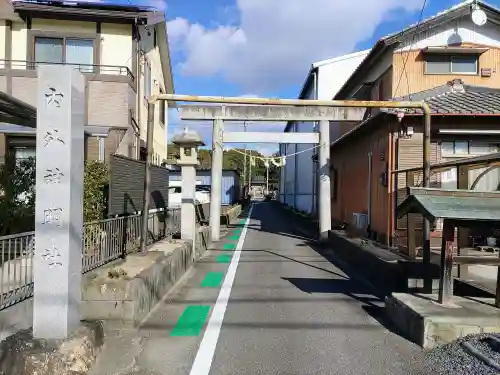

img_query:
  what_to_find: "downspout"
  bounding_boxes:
[387,125,394,247]
[311,70,318,216]
[422,103,432,267]
[136,31,142,159]
[367,152,372,228]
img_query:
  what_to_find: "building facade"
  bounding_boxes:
[0,0,173,165]
[329,0,500,255]
[279,50,370,215]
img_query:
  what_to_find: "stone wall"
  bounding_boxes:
[0,225,213,341]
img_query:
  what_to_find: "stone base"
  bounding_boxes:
[385,293,500,349]
[82,228,212,327]
[0,321,103,375]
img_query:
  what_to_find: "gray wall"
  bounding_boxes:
[108,155,170,215]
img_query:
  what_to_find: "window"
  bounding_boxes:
[144,59,152,99]
[425,54,478,74]
[34,37,94,71]
[13,146,36,164]
[441,141,499,156]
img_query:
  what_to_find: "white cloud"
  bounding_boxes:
[167,0,422,93]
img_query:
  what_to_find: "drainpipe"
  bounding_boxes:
[367,152,372,228]
[422,104,432,268]
[136,43,142,160]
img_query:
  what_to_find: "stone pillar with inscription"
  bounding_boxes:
[33,66,85,339]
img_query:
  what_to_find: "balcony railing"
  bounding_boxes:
[0,59,134,80]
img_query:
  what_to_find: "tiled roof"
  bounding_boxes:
[331,80,500,151]
[389,79,500,115]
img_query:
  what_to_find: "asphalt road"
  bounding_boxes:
[92,201,436,375]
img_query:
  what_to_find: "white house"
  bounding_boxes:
[279,50,370,215]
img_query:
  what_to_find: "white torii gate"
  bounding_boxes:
[141,95,431,247]
[178,104,368,241]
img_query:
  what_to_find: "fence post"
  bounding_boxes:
[406,171,416,257]
[438,219,455,304]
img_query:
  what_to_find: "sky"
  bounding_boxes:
[137,0,500,155]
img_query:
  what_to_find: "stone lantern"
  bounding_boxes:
[172,128,205,241]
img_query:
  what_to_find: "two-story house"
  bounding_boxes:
[279,50,370,215]
[0,0,173,166]
[328,0,500,255]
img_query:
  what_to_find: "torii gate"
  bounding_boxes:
[140,95,432,246]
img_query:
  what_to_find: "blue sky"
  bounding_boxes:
[134,0,500,154]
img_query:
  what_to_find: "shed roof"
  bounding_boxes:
[397,188,500,223]
[331,80,500,151]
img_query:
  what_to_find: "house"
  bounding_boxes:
[0,0,173,166]
[328,0,500,255]
[279,49,370,215]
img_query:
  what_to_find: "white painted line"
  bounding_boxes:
[189,203,254,375]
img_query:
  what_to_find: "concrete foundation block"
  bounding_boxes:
[385,293,500,349]
[82,234,211,326]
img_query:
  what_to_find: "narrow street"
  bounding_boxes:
[92,202,436,375]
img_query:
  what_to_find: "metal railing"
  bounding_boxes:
[0,208,180,310]
[0,59,134,80]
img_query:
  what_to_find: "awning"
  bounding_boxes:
[0,92,36,127]
[422,46,489,55]
[85,125,112,137]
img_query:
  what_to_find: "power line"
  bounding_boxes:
[394,0,428,97]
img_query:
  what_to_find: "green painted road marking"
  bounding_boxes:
[216,254,232,263]
[232,229,242,235]
[170,305,211,337]
[223,243,236,250]
[228,235,240,241]
[200,272,225,288]
[239,219,246,224]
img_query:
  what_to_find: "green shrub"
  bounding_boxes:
[0,155,36,235]
[83,160,108,222]
[0,158,108,235]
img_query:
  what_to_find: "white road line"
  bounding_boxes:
[189,203,254,375]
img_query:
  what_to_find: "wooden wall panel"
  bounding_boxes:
[392,45,500,97]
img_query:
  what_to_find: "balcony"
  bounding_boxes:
[0,60,136,129]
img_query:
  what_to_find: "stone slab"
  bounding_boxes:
[385,292,500,349]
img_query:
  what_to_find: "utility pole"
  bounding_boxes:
[265,160,269,195]
[243,121,247,196]
[248,150,252,195]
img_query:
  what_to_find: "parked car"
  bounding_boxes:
[168,181,211,207]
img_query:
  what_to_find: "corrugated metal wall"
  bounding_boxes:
[168,170,240,205]
[108,155,170,215]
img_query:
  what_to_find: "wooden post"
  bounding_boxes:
[438,219,455,304]
[496,249,500,308]
[406,171,416,257]
[456,165,469,279]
